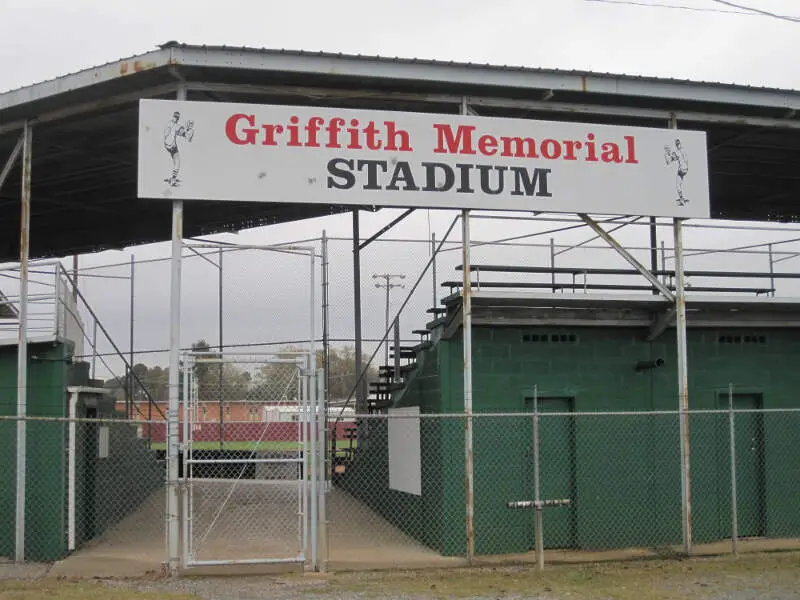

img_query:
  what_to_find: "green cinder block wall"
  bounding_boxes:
[341,323,800,558]
[0,341,72,561]
[0,342,164,561]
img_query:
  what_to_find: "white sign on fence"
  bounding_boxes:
[388,406,422,496]
[138,99,710,218]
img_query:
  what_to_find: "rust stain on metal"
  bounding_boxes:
[119,61,158,76]
[581,75,588,92]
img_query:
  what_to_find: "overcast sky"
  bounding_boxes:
[2,0,800,379]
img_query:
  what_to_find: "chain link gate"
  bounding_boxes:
[179,352,324,569]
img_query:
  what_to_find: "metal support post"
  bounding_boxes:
[218,247,224,450]
[674,216,692,555]
[768,243,775,296]
[532,385,542,569]
[316,368,327,571]
[129,254,135,418]
[728,382,738,555]
[308,248,318,571]
[91,320,98,379]
[166,84,186,576]
[661,241,667,285]
[352,210,366,414]
[15,121,32,563]
[535,507,545,570]
[462,209,475,563]
[181,356,190,566]
[373,273,405,366]
[650,217,658,295]
[549,238,556,292]
[431,233,437,310]
[393,318,401,384]
[321,232,330,478]
[72,256,79,303]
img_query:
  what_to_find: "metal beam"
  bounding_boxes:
[465,96,800,130]
[578,214,675,302]
[170,46,800,113]
[185,81,800,131]
[187,82,459,106]
[0,133,23,193]
[0,83,179,137]
[646,307,676,341]
[358,209,414,250]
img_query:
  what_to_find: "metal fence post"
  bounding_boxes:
[462,208,475,564]
[130,254,135,417]
[181,355,190,566]
[166,84,187,576]
[15,120,33,563]
[309,247,318,570]
[533,385,543,570]
[674,215,692,556]
[218,247,224,450]
[321,232,330,478]
[316,368,327,571]
[728,382,739,556]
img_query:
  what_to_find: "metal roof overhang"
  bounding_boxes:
[1,43,800,262]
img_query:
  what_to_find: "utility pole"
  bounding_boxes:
[372,273,405,366]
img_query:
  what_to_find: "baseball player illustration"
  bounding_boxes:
[163,111,195,187]
[664,138,689,206]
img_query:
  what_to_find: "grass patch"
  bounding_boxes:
[311,551,800,600]
[0,581,192,600]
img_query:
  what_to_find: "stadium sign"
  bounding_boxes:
[138,99,710,218]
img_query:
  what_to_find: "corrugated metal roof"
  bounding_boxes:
[0,42,799,262]
[169,42,798,94]
[2,42,799,112]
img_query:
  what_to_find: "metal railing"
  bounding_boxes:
[0,260,165,422]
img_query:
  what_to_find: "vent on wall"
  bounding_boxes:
[522,333,578,343]
[718,334,766,345]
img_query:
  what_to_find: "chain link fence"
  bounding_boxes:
[0,407,798,570]
[0,416,164,565]
[179,353,311,566]
[326,407,800,569]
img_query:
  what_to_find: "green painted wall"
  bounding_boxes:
[342,324,800,557]
[439,326,800,555]
[0,342,164,561]
[339,342,448,552]
[0,341,72,561]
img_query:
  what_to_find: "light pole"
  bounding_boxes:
[372,273,405,365]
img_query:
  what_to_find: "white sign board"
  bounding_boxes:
[138,99,710,218]
[388,406,422,496]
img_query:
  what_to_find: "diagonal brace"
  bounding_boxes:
[359,209,414,250]
[0,133,24,193]
[647,306,676,341]
[579,214,675,302]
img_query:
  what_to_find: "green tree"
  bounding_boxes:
[246,345,377,404]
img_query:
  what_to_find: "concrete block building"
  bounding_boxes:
[339,291,800,556]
